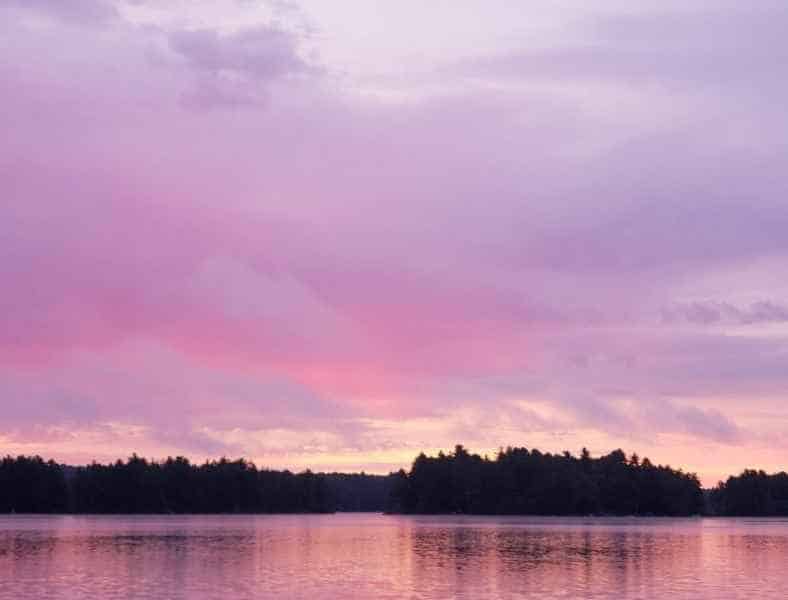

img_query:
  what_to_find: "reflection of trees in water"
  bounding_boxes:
[408,522,709,597]
[0,530,59,559]
[412,527,488,563]
[295,521,788,597]
[0,519,264,598]
[493,528,700,593]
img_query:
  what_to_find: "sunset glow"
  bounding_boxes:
[3,0,788,486]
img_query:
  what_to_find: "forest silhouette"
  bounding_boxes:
[1,446,785,516]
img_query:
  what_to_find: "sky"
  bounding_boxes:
[2,0,787,486]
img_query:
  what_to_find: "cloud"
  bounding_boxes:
[632,397,742,445]
[663,300,788,325]
[453,2,788,95]
[0,384,101,427]
[179,77,270,110]
[1,1,787,480]
[672,404,741,444]
[167,24,311,107]
[1,0,118,26]
[168,26,306,80]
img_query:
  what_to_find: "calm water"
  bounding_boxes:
[1,514,787,599]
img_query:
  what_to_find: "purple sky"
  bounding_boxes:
[2,0,787,484]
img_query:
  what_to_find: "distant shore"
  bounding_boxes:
[2,446,786,517]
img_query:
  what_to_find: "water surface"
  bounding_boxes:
[1,514,786,599]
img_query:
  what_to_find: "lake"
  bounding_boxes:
[1,514,786,599]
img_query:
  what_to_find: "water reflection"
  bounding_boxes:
[1,515,787,599]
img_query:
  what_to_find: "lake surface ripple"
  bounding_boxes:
[1,514,786,599]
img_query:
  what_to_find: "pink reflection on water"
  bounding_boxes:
[1,515,788,599]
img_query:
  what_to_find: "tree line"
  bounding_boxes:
[706,469,788,516]
[388,445,704,516]
[0,454,388,514]
[0,448,785,515]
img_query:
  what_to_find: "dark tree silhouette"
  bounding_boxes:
[0,455,68,513]
[388,446,704,516]
[708,470,788,516]
[3,450,783,516]
[66,456,338,514]
[0,454,393,514]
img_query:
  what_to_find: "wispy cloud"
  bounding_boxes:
[662,300,788,325]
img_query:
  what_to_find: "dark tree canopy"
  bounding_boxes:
[707,470,788,516]
[387,445,704,516]
[0,455,388,514]
[2,449,783,516]
[0,455,68,513]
